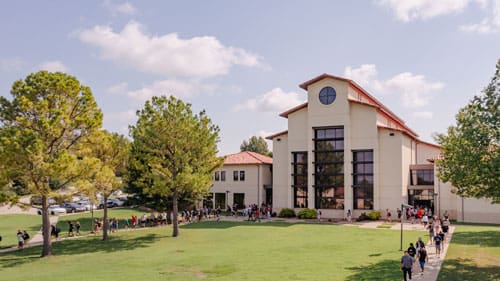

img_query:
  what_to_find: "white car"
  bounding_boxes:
[37,205,67,215]
[76,200,97,211]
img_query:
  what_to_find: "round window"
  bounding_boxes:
[319,87,336,105]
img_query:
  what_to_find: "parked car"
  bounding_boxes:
[60,202,86,213]
[76,200,97,211]
[30,196,56,206]
[98,198,125,209]
[37,205,67,215]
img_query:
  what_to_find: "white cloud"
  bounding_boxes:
[460,0,500,33]
[104,110,137,136]
[38,61,69,72]
[0,58,26,72]
[103,0,137,15]
[233,88,305,112]
[344,64,444,108]
[412,111,434,119]
[106,82,129,95]
[77,21,263,79]
[378,0,470,22]
[127,79,215,103]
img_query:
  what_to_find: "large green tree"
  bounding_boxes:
[129,96,221,237]
[0,71,102,256]
[76,130,129,241]
[436,59,500,203]
[240,136,272,157]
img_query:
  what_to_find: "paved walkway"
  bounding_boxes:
[0,216,59,254]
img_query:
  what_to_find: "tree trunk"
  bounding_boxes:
[41,194,52,257]
[103,196,109,241]
[172,189,179,237]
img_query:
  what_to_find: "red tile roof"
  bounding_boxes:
[223,151,272,165]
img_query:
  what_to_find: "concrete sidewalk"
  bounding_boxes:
[405,226,455,281]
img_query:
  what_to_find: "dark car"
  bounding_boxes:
[30,196,56,206]
[60,202,86,213]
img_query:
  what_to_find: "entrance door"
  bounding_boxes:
[408,189,435,213]
[265,188,272,206]
[233,193,245,209]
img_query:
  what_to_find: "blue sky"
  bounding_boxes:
[1,0,499,155]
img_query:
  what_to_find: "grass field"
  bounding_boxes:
[437,224,500,281]
[0,221,422,281]
[0,214,41,248]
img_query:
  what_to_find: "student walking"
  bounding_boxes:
[75,221,81,236]
[434,233,442,257]
[346,209,352,223]
[68,221,74,237]
[16,230,24,249]
[400,251,415,281]
[417,247,428,274]
[407,243,416,258]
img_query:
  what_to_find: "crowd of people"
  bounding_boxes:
[400,209,452,281]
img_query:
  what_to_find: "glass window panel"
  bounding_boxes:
[316,130,325,139]
[240,171,245,181]
[325,129,336,139]
[335,128,344,138]
[233,171,239,181]
[316,152,344,163]
[296,164,307,175]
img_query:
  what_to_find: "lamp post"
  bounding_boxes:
[400,203,413,251]
[434,192,439,218]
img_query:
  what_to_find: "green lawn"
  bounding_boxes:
[0,214,41,248]
[437,224,500,281]
[0,221,421,281]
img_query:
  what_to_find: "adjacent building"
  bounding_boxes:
[265,73,500,224]
[207,151,272,210]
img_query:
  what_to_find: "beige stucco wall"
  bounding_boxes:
[272,135,290,210]
[454,196,500,224]
[377,128,405,213]
[306,78,350,217]
[268,75,499,224]
[211,163,271,208]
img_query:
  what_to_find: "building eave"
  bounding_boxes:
[265,130,288,140]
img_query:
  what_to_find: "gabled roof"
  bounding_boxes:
[223,151,272,165]
[265,130,288,140]
[278,73,418,138]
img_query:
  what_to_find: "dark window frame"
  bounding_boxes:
[239,170,245,181]
[352,150,374,210]
[221,171,226,181]
[314,127,344,210]
[233,171,239,181]
[292,151,308,208]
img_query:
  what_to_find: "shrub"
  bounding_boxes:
[278,208,296,218]
[357,212,368,221]
[297,208,317,219]
[367,211,381,220]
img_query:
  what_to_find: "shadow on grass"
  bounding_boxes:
[451,231,500,247]
[344,259,401,281]
[0,232,160,269]
[181,221,295,229]
[438,258,500,281]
